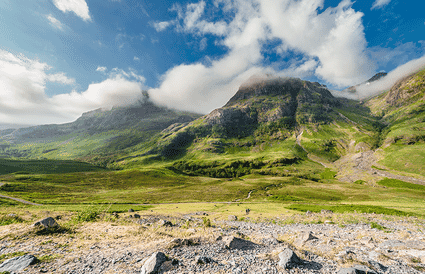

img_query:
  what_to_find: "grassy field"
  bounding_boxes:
[0,159,107,175]
[0,156,424,219]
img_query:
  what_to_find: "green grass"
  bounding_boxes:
[0,214,24,226]
[370,222,388,231]
[320,168,337,179]
[377,178,425,191]
[379,144,425,176]
[0,159,107,175]
[287,204,419,217]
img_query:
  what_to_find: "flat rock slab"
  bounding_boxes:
[141,252,167,274]
[223,236,257,250]
[33,217,58,229]
[0,254,37,272]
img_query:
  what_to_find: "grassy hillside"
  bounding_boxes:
[366,68,425,176]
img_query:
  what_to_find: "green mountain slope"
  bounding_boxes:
[0,99,201,163]
[365,68,425,176]
[117,77,378,179]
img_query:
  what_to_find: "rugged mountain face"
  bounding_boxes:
[152,77,346,158]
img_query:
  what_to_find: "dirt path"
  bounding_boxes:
[0,182,42,206]
[296,131,328,167]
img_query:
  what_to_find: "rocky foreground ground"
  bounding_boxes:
[0,211,424,274]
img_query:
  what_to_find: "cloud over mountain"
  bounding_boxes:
[149,0,375,114]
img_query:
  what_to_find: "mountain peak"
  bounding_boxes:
[226,76,329,107]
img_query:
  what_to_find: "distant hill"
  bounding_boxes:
[0,99,201,161]
[342,72,388,94]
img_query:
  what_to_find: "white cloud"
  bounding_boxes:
[199,38,207,51]
[152,21,174,32]
[150,0,270,113]
[149,0,375,113]
[371,0,391,10]
[96,66,107,72]
[353,54,425,99]
[0,50,145,125]
[53,0,91,22]
[50,75,144,118]
[46,14,64,30]
[134,56,140,61]
[260,0,374,87]
[47,72,75,84]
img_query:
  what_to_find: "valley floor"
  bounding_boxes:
[0,210,424,274]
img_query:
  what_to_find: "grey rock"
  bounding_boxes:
[195,256,212,264]
[296,231,318,246]
[228,215,238,221]
[158,219,172,227]
[140,252,167,274]
[321,209,333,214]
[168,238,196,248]
[379,240,405,249]
[128,209,134,212]
[278,248,302,269]
[261,236,279,245]
[337,265,377,274]
[245,209,250,215]
[33,217,58,229]
[223,236,256,250]
[0,254,38,272]
[368,260,388,272]
[134,214,141,218]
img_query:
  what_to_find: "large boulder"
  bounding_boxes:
[278,248,302,269]
[0,254,38,272]
[33,217,58,229]
[223,236,256,250]
[141,252,167,274]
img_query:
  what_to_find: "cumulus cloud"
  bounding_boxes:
[46,14,64,30]
[260,0,374,87]
[0,50,145,125]
[53,0,91,22]
[371,0,391,10]
[149,0,375,113]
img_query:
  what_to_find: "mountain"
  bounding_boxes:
[364,68,425,176]
[342,72,388,94]
[125,76,381,179]
[1,69,424,181]
[0,99,201,161]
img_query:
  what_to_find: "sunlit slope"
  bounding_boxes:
[119,77,377,177]
[365,68,425,176]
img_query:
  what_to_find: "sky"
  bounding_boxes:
[0,0,424,126]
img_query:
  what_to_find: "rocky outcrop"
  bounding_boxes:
[140,252,167,274]
[0,254,38,272]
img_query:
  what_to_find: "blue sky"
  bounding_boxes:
[0,0,424,126]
